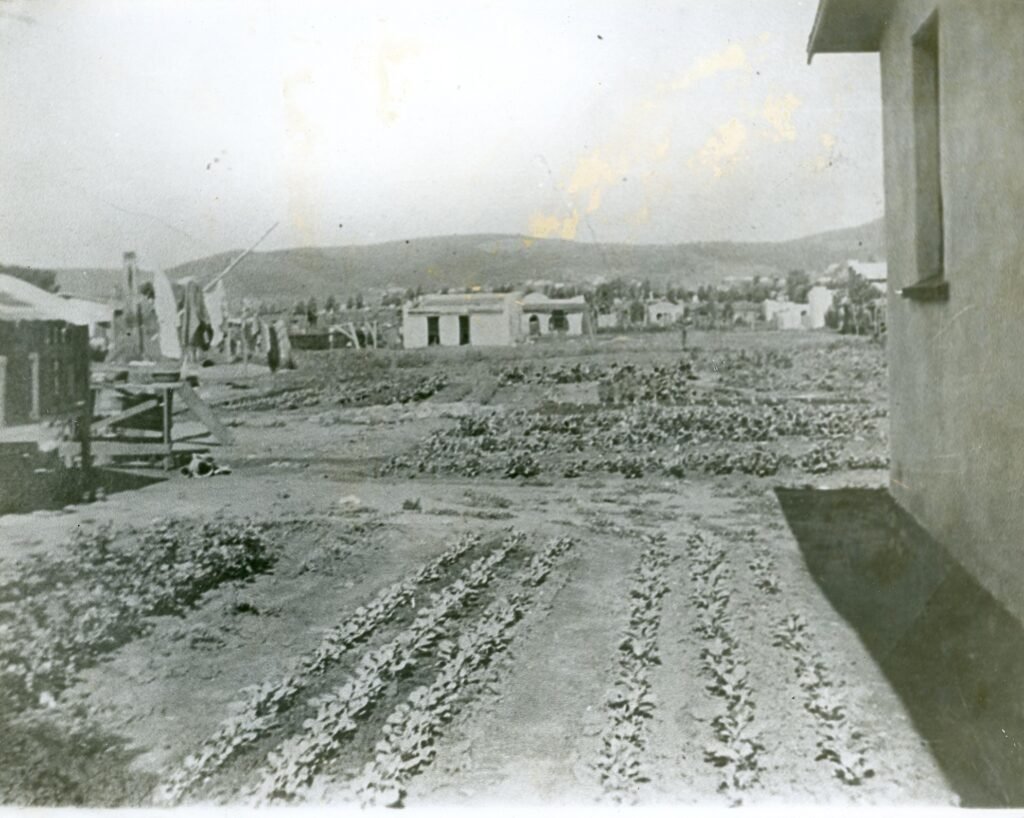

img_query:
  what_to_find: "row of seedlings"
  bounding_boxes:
[158,532,482,803]
[741,528,782,596]
[685,532,765,803]
[353,535,578,808]
[735,524,875,786]
[593,534,673,802]
[253,532,526,802]
[772,613,875,785]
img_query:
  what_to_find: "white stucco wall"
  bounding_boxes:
[521,311,584,337]
[402,308,519,348]
[880,0,1024,623]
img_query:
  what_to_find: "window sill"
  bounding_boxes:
[899,275,949,302]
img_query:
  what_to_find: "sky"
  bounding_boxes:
[0,0,884,270]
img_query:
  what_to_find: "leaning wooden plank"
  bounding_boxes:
[91,399,160,434]
[177,381,235,445]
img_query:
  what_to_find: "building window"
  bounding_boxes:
[912,12,944,283]
[459,314,470,346]
[427,315,440,346]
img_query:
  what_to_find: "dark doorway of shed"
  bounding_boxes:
[528,315,540,337]
[459,315,470,346]
[548,310,568,333]
[775,486,1024,807]
[427,316,440,346]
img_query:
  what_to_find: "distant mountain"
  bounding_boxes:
[49,218,885,303]
[0,264,58,293]
[53,267,153,302]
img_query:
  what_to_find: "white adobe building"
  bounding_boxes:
[646,300,687,327]
[520,292,587,337]
[763,299,809,330]
[402,292,522,348]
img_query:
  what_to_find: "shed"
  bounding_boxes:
[0,292,91,429]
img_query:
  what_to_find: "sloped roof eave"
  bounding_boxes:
[807,0,892,61]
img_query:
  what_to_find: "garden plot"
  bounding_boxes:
[0,331,964,808]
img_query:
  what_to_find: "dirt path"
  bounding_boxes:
[406,527,636,804]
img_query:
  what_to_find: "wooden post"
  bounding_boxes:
[29,352,40,421]
[79,388,94,501]
[162,388,174,470]
[0,355,6,429]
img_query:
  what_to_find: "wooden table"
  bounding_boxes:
[90,379,234,470]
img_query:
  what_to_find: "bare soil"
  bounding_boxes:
[0,330,1015,807]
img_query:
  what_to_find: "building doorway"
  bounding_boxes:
[528,314,541,336]
[427,316,440,346]
[459,315,471,346]
[549,310,568,333]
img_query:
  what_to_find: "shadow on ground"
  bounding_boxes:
[776,487,1024,808]
[0,451,165,516]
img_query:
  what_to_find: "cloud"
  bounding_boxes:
[762,93,802,142]
[810,131,839,172]
[377,38,421,124]
[566,150,618,215]
[691,119,748,178]
[669,43,749,92]
[528,209,580,240]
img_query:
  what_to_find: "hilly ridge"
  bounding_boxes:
[54,218,884,302]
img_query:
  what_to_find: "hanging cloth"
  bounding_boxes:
[153,269,182,359]
[274,318,294,369]
[206,280,227,348]
[180,278,212,353]
[265,319,280,372]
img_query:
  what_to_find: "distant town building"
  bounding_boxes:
[809,0,1024,623]
[848,260,888,293]
[596,312,621,330]
[646,300,686,327]
[763,298,810,330]
[402,292,522,348]
[730,301,762,327]
[824,260,888,294]
[520,292,587,337]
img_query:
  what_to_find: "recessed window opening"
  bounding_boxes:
[912,11,944,281]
